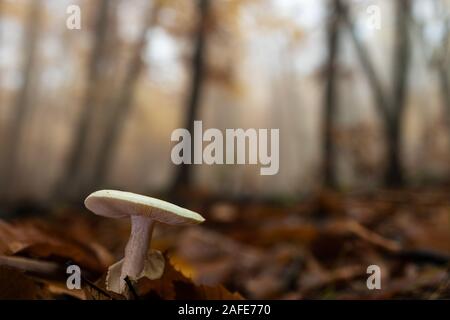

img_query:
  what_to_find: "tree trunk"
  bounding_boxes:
[342,0,411,188]
[341,4,389,122]
[171,0,209,191]
[385,0,411,187]
[1,1,41,197]
[384,121,403,186]
[438,24,450,150]
[88,4,158,189]
[440,67,450,126]
[54,0,110,200]
[323,0,343,189]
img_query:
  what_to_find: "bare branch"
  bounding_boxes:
[340,2,390,123]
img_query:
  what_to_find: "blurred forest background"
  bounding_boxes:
[0,0,450,300]
[0,0,449,203]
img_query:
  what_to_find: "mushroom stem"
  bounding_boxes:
[121,216,155,282]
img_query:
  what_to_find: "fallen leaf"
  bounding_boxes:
[0,266,51,299]
[0,219,109,273]
[87,254,243,300]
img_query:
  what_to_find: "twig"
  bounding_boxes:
[81,275,114,300]
[64,260,114,300]
[0,255,63,277]
[344,221,450,265]
[124,276,139,300]
[346,221,402,252]
[393,250,450,266]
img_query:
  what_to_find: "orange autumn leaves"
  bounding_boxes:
[0,214,241,300]
[0,189,449,299]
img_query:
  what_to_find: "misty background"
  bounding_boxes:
[0,0,449,206]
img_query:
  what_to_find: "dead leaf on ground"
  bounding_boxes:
[0,266,51,299]
[87,254,242,300]
[0,219,110,273]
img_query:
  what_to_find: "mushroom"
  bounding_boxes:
[84,190,205,294]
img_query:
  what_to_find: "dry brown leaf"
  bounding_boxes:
[0,266,51,299]
[87,254,243,300]
[137,257,243,300]
[0,219,108,273]
[44,280,86,300]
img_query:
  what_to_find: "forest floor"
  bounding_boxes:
[0,188,449,299]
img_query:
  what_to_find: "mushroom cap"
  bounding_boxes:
[85,190,205,225]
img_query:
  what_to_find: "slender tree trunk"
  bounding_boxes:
[384,120,403,186]
[171,0,209,191]
[440,67,450,124]
[1,1,41,196]
[54,0,110,200]
[341,4,389,122]
[323,0,343,188]
[385,0,411,187]
[438,24,450,147]
[439,66,450,183]
[342,0,411,188]
[411,10,450,159]
[88,4,158,189]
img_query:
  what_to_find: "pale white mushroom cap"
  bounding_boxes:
[85,190,205,225]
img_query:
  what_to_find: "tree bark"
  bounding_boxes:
[438,23,450,146]
[341,4,389,123]
[341,0,411,188]
[385,0,411,187]
[1,1,41,196]
[88,4,158,189]
[323,0,343,188]
[171,0,209,191]
[440,68,450,125]
[54,0,111,200]
[384,120,402,186]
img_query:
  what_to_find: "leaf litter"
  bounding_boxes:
[0,189,449,299]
